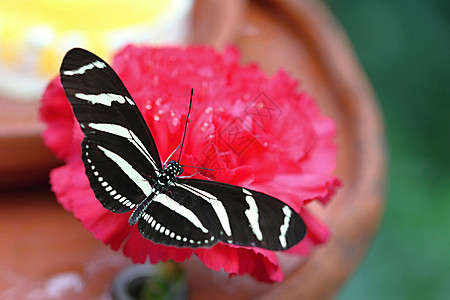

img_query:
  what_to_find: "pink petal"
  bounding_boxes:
[41,45,341,283]
[195,244,283,282]
[40,77,75,160]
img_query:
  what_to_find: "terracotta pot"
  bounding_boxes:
[0,0,385,299]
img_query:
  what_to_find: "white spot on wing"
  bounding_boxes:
[242,188,252,195]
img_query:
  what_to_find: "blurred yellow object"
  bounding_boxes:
[1,1,168,31]
[0,0,193,101]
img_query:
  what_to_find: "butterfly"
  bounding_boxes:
[60,48,306,250]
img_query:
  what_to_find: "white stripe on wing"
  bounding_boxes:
[88,123,158,171]
[63,60,106,76]
[153,194,209,234]
[177,183,232,237]
[75,93,135,106]
[97,145,153,197]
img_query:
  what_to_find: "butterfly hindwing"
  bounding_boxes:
[81,139,152,213]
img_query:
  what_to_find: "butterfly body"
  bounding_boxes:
[60,48,307,250]
[128,160,182,226]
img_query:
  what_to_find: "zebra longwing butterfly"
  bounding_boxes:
[60,48,306,250]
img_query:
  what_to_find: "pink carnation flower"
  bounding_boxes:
[40,45,340,282]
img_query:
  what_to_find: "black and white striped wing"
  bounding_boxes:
[138,179,306,250]
[60,48,162,213]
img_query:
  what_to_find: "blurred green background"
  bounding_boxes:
[323,0,450,299]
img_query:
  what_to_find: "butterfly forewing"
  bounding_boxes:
[60,48,161,213]
[138,179,306,250]
[61,48,161,173]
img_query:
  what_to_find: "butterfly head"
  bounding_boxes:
[155,160,183,188]
[166,160,183,177]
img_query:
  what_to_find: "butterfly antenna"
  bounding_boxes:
[163,142,182,167]
[178,88,193,163]
[180,165,214,171]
